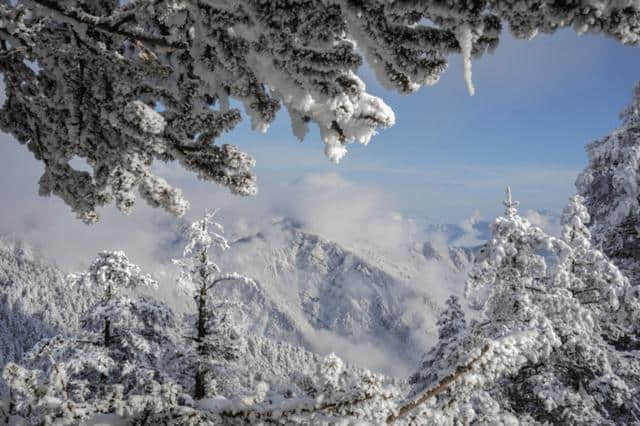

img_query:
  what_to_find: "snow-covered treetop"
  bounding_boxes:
[466,187,555,297]
[70,250,157,301]
[502,186,520,218]
[2,1,640,222]
[182,209,229,258]
[621,81,640,128]
[174,210,254,296]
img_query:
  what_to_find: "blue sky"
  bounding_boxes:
[214,28,640,221]
[0,27,639,270]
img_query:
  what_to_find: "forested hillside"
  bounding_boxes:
[0,237,99,394]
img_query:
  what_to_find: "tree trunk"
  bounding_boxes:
[104,281,112,347]
[8,388,14,416]
[197,279,207,341]
[104,317,111,347]
[194,364,206,400]
[194,242,209,399]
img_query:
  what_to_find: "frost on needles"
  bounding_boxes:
[2,0,640,222]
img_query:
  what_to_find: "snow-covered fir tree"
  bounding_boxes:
[409,295,467,394]
[173,210,254,400]
[577,82,640,287]
[69,250,157,346]
[2,1,640,222]
[402,187,567,424]
[466,186,561,356]
[557,196,635,324]
[463,189,640,424]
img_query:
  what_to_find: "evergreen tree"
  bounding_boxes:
[173,209,253,400]
[409,295,467,394]
[557,195,628,312]
[465,189,640,424]
[0,237,99,396]
[466,187,561,357]
[2,296,187,425]
[577,82,640,286]
[558,195,640,350]
[70,250,157,346]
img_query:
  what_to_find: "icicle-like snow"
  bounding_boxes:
[456,24,475,96]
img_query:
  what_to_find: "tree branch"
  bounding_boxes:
[571,287,599,296]
[216,391,385,421]
[386,344,490,423]
[28,0,186,49]
[206,276,240,291]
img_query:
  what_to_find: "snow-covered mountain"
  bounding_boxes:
[204,218,473,376]
[0,217,476,384]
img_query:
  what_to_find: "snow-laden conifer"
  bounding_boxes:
[409,295,467,394]
[558,195,640,350]
[173,209,254,400]
[577,82,640,286]
[70,251,157,346]
[463,189,640,424]
[0,237,99,397]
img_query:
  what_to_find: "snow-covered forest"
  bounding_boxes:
[1,0,640,424]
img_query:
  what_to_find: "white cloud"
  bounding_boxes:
[307,329,413,377]
[461,209,481,233]
[524,209,548,228]
[524,209,562,236]
[0,130,576,277]
[0,137,412,272]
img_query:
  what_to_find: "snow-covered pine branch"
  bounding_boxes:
[2,1,640,222]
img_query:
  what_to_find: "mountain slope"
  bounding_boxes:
[209,219,470,376]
